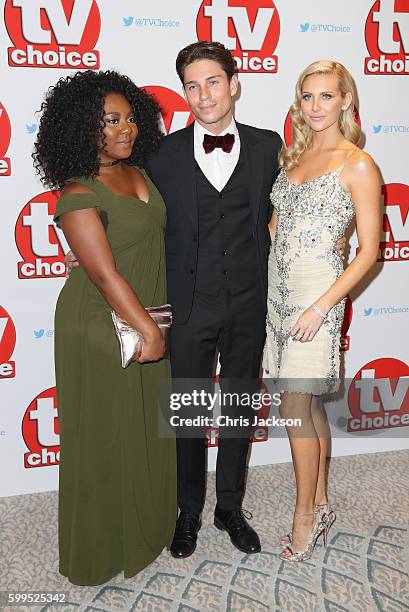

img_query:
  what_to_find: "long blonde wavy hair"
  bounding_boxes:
[280,60,361,170]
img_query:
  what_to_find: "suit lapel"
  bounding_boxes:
[237,122,265,226]
[172,123,198,229]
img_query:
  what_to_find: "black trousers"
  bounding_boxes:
[170,283,266,515]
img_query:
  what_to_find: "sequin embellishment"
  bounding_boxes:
[263,166,355,394]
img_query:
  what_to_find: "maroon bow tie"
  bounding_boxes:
[203,133,235,154]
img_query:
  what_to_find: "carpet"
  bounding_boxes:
[1,450,408,611]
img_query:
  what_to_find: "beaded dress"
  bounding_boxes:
[262,165,355,395]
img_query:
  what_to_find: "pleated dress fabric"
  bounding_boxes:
[53,170,176,586]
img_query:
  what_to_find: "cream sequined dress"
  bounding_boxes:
[262,166,355,395]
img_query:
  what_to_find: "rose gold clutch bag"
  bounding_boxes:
[111,304,172,368]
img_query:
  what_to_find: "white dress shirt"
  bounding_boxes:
[194,118,240,192]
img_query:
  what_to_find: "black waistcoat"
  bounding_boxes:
[195,149,258,296]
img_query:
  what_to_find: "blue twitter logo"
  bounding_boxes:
[34,329,45,338]
[373,125,382,134]
[123,16,133,26]
[363,308,373,317]
[300,23,310,32]
[26,124,37,134]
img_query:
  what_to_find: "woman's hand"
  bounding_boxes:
[136,322,165,363]
[65,249,79,275]
[335,235,346,259]
[290,306,326,343]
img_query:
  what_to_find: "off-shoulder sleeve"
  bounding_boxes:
[53,193,100,228]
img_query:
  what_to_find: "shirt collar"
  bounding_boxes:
[194,118,239,147]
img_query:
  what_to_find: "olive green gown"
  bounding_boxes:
[53,170,176,586]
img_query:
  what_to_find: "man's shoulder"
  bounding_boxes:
[159,124,193,149]
[238,122,282,148]
[146,125,193,178]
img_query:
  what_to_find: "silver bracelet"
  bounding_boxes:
[312,304,327,319]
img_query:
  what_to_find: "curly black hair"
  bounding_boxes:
[33,70,163,189]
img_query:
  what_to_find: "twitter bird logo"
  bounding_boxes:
[373,125,382,134]
[364,308,373,317]
[26,124,37,134]
[34,329,45,338]
[300,23,310,32]
[123,16,133,26]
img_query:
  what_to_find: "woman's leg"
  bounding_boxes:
[280,392,320,552]
[311,396,331,507]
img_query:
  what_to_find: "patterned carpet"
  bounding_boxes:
[1,450,408,611]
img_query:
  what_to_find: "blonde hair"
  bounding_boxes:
[280,60,361,170]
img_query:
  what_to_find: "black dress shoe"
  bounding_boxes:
[170,513,201,559]
[214,507,261,554]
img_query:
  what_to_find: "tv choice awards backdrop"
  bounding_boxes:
[0,0,408,497]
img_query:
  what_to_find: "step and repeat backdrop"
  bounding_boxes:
[0,0,408,497]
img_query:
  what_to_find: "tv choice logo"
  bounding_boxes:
[197,0,280,74]
[348,358,409,432]
[340,296,353,352]
[5,0,101,69]
[22,386,60,468]
[283,107,361,146]
[378,183,409,262]
[15,190,71,279]
[0,102,12,176]
[0,305,16,379]
[143,86,194,134]
[365,0,409,75]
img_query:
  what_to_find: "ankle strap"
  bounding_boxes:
[294,511,315,516]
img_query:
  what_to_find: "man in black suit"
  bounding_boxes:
[146,41,282,559]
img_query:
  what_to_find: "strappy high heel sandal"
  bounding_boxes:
[279,511,326,562]
[279,503,336,548]
[316,503,336,541]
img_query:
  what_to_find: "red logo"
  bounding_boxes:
[143,86,194,134]
[0,102,11,176]
[0,305,16,379]
[5,0,101,69]
[348,358,409,432]
[284,107,361,146]
[15,190,70,279]
[22,386,60,468]
[197,0,280,73]
[340,295,353,352]
[365,0,409,75]
[378,183,409,261]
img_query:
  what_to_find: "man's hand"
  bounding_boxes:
[335,236,347,259]
[65,250,79,276]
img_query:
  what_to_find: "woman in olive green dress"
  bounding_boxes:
[33,70,176,586]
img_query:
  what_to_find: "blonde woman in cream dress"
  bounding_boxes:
[263,61,381,562]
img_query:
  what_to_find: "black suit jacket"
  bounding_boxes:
[146,122,282,324]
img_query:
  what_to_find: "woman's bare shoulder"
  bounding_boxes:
[61,181,95,197]
[347,148,377,173]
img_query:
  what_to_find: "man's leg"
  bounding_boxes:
[170,291,223,557]
[214,284,266,553]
